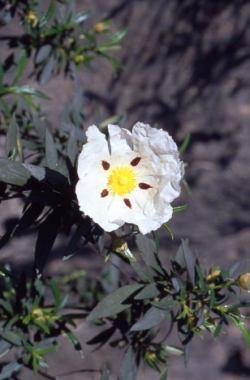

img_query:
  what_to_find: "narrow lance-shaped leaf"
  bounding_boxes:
[134,283,160,300]
[35,45,52,64]
[34,208,61,274]
[0,159,30,186]
[118,346,137,380]
[40,55,56,85]
[67,126,78,165]
[179,134,191,155]
[45,128,58,170]
[159,368,168,380]
[6,115,18,158]
[12,50,27,85]
[87,283,143,321]
[136,234,164,275]
[0,361,23,380]
[64,330,84,358]
[131,306,169,331]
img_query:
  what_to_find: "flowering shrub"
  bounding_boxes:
[0,1,249,379]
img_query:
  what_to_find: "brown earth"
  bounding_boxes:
[1,0,250,379]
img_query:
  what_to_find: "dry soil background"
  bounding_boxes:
[1,0,250,379]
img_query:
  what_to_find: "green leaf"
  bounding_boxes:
[45,128,58,170]
[14,203,44,236]
[163,223,174,240]
[63,224,85,261]
[6,115,18,158]
[150,297,178,311]
[0,331,22,346]
[164,345,183,356]
[0,299,13,315]
[131,306,169,331]
[87,283,143,321]
[179,134,191,155]
[64,330,84,358]
[0,361,22,380]
[136,234,163,274]
[40,55,56,85]
[67,126,78,165]
[1,85,49,99]
[34,208,61,274]
[130,261,153,282]
[160,368,168,380]
[173,205,187,214]
[159,368,168,380]
[179,240,196,284]
[50,279,62,309]
[87,326,115,347]
[0,340,10,358]
[23,164,46,181]
[229,315,250,347]
[73,11,90,24]
[12,50,27,85]
[0,65,4,85]
[39,1,56,27]
[35,45,52,64]
[118,346,137,380]
[0,158,30,186]
[100,28,127,49]
[134,283,160,300]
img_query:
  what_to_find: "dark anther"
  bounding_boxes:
[139,183,152,189]
[102,160,110,170]
[130,157,141,166]
[101,189,109,197]
[123,198,132,208]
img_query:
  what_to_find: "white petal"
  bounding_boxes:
[132,122,178,155]
[76,173,123,232]
[78,125,109,179]
[76,122,184,235]
[108,124,133,156]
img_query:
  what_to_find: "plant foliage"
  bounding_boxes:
[0,1,249,379]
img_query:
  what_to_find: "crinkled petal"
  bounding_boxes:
[108,124,133,156]
[76,171,123,232]
[132,122,178,155]
[76,122,184,234]
[78,125,109,179]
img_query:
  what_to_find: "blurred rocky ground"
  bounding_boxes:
[0,0,250,379]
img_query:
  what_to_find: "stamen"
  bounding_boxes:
[130,157,141,166]
[139,183,152,189]
[123,198,132,208]
[101,189,109,197]
[102,160,110,170]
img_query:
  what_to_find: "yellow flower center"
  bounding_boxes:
[108,166,137,195]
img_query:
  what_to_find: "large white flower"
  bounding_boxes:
[76,122,184,234]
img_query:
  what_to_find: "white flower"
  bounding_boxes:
[76,122,184,234]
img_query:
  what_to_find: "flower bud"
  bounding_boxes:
[112,238,136,262]
[73,54,85,63]
[26,10,38,28]
[237,273,250,291]
[94,22,107,33]
[207,266,221,282]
